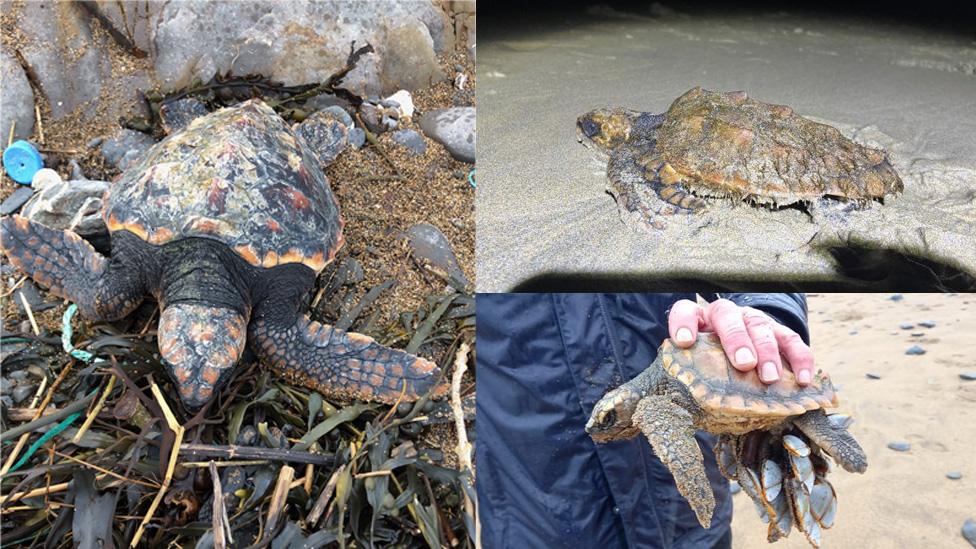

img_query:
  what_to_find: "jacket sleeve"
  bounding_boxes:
[704,293,810,344]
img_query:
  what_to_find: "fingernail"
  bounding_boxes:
[798,370,811,384]
[761,362,779,382]
[734,347,755,366]
[675,328,693,343]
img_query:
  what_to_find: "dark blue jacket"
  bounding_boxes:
[476,293,808,549]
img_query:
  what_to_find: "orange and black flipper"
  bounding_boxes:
[0,215,145,320]
[249,315,448,404]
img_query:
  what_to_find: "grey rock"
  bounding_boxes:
[865,373,881,380]
[918,320,937,328]
[964,518,976,548]
[729,481,741,495]
[890,294,904,301]
[0,186,35,216]
[13,2,111,120]
[294,107,351,165]
[337,257,364,285]
[12,384,35,404]
[21,170,111,238]
[419,107,475,163]
[159,98,209,134]
[0,377,12,395]
[380,99,401,109]
[406,223,470,291]
[7,370,30,382]
[887,441,911,452]
[946,471,963,480]
[118,1,450,97]
[905,345,926,355]
[69,159,87,180]
[381,18,444,94]
[848,330,858,335]
[360,103,386,134]
[100,129,156,171]
[0,47,35,141]
[348,127,366,149]
[899,322,914,330]
[381,115,398,132]
[86,137,103,149]
[14,280,59,314]
[960,372,976,381]
[392,129,427,155]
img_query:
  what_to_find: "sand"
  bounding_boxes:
[476,8,976,292]
[732,293,976,548]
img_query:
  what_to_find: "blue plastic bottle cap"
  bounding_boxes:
[3,140,44,185]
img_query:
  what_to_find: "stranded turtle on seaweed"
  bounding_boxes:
[0,100,446,409]
[586,333,867,547]
[577,87,903,231]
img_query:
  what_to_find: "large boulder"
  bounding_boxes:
[0,47,35,141]
[90,0,452,96]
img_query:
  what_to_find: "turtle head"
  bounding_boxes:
[577,108,664,153]
[585,385,643,443]
[158,303,249,410]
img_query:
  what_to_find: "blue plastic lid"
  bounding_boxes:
[3,140,44,185]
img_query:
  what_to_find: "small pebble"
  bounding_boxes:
[889,294,904,301]
[910,332,925,337]
[865,373,881,380]
[7,370,29,381]
[729,481,741,495]
[391,129,427,155]
[887,441,911,452]
[848,330,858,336]
[0,377,12,395]
[918,320,936,328]
[905,345,926,356]
[899,322,914,330]
[946,471,963,480]
[12,384,35,404]
[86,137,103,148]
[960,372,976,381]
[0,186,35,215]
[964,518,976,547]
[454,63,465,72]
[347,127,366,149]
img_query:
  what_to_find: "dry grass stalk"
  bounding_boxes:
[0,376,48,475]
[265,465,295,537]
[129,380,185,548]
[71,375,116,444]
[17,292,40,335]
[307,463,345,526]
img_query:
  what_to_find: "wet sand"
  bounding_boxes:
[732,293,976,548]
[477,9,976,291]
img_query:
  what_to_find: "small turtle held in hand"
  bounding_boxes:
[1,100,445,410]
[586,333,866,547]
[577,87,903,231]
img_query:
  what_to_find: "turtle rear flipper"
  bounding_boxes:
[793,409,867,474]
[0,215,145,320]
[633,394,715,529]
[249,315,447,404]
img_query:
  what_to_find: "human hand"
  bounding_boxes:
[667,298,815,386]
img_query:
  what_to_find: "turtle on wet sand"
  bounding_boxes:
[1,99,445,409]
[576,87,903,231]
[585,333,867,547]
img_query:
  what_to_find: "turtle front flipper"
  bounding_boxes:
[606,152,705,232]
[647,161,706,213]
[633,394,716,529]
[249,315,447,404]
[0,215,145,320]
[793,409,868,474]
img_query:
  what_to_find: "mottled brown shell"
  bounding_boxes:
[656,87,903,203]
[660,332,837,418]
[105,99,343,272]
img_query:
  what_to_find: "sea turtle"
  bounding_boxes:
[576,87,903,230]
[585,333,866,547]
[0,99,445,409]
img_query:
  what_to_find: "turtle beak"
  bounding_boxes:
[158,303,248,410]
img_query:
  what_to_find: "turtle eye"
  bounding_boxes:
[578,118,600,139]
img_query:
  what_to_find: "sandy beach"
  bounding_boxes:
[732,293,976,548]
[477,8,976,292]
